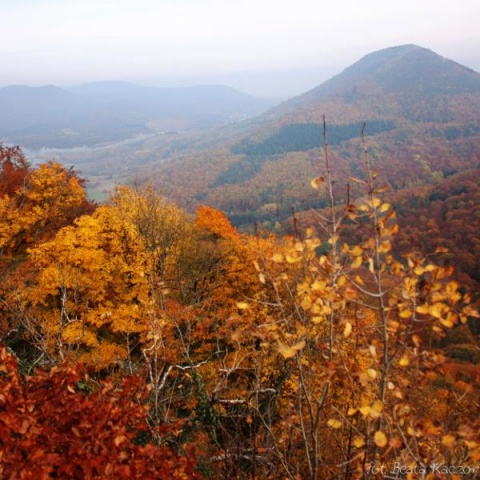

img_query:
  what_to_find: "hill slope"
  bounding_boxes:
[143,45,480,228]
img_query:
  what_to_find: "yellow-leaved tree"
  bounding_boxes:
[1,160,95,353]
[8,204,149,368]
[239,121,480,479]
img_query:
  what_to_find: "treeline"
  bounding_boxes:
[231,120,395,156]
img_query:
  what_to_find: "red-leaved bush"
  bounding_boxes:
[0,345,199,479]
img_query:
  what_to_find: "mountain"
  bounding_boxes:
[68,81,273,119]
[0,85,87,134]
[266,44,480,124]
[17,45,480,293]
[127,44,480,292]
[0,82,275,148]
[136,45,480,229]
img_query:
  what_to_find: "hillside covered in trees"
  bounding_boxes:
[1,144,479,478]
[127,45,480,297]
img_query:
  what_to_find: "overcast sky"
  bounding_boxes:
[1,0,479,96]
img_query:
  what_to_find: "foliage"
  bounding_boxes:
[0,144,32,198]
[1,146,479,479]
[0,344,199,479]
[11,204,149,367]
[0,159,95,262]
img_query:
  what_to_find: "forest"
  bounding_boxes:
[1,142,479,479]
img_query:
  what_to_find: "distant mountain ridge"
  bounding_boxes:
[0,82,275,148]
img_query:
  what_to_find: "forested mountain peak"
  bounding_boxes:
[338,44,480,91]
[271,44,480,122]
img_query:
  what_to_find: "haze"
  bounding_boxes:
[1,0,480,97]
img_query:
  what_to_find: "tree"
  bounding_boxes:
[0,144,31,198]
[1,156,96,355]
[6,204,149,368]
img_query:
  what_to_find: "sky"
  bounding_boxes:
[1,0,480,97]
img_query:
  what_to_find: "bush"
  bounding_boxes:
[0,345,199,479]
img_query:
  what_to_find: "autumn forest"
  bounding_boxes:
[1,132,479,479]
[1,45,480,479]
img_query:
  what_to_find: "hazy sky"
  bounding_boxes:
[1,0,479,96]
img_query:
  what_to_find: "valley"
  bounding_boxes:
[9,45,480,289]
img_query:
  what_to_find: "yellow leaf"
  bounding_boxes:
[278,343,296,359]
[350,245,363,257]
[310,176,325,189]
[416,304,429,315]
[352,256,363,269]
[359,405,371,417]
[412,335,422,347]
[429,302,445,319]
[311,280,326,291]
[378,240,391,253]
[440,318,454,328]
[368,258,375,273]
[301,296,312,311]
[327,418,342,429]
[369,408,381,420]
[414,266,425,275]
[380,202,391,213]
[328,234,339,245]
[285,254,298,264]
[236,302,249,310]
[399,354,409,367]
[347,407,357,416]
[294,241,304,252]
[374,431,388,448]
[371,400,383,414]
[259,272,266,284]
[353,436,365,448]
[278,339,306,359]
[354,275,364,286]
[442,435,456,448]
[367,368,377,379]
[272,253,283,263]
[343,321,353,338]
